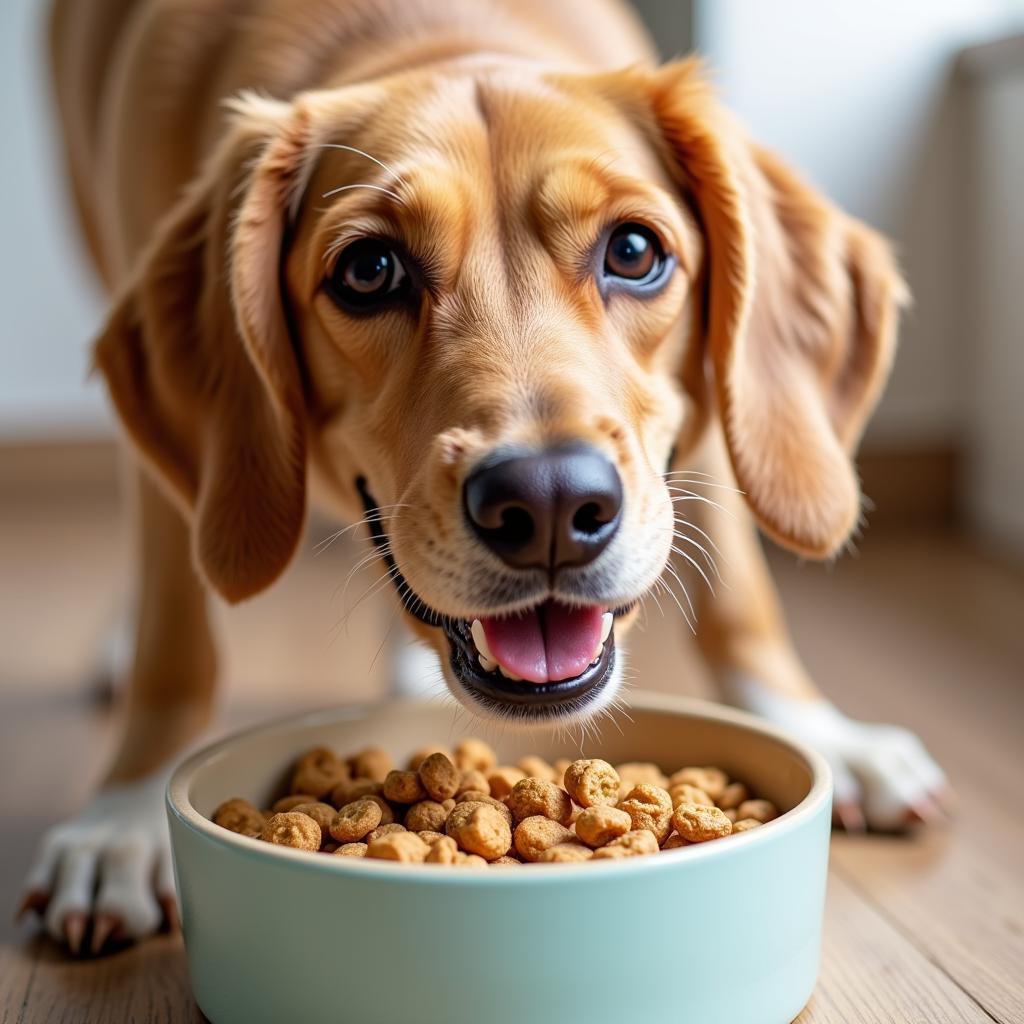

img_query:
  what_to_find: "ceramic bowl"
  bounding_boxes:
[167,692,831,1024]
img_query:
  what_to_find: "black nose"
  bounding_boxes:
[463,442,623,571]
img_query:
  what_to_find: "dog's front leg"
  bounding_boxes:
[19,467,217,954]
[672,432,948,831]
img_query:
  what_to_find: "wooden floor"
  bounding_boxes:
[1,491,1022,1024]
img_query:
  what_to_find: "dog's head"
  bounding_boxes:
[96,59,903,723]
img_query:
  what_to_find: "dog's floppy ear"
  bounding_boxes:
[95,95,311,601]
[649,61,906,558]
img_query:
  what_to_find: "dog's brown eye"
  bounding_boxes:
[327,238,409,311]
[604,223,664,284]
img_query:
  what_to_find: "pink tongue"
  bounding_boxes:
[481,601,605,684]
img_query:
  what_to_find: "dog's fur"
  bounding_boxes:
[30,0,945,950]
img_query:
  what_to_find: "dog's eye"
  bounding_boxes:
[327,239,409,311]
[603,223,664,284]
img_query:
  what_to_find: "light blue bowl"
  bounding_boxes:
[167,693,831,1024]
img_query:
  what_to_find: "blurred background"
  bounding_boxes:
[2,0,1024,741]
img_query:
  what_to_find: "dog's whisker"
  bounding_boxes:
[656,563,697,633]
[321,182,405,203]
[671,531,724,585]
[316,142,408,188]
[670,544,716,596]
[671,515,729,567]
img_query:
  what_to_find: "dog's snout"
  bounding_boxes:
[463,442,623,571]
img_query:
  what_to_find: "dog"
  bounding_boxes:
[23,0,947,953]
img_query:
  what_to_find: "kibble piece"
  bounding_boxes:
[334,842,368,857]
[736,799,778,823]
[507,778,573,825]
[662,833,690,850]
[213,798,265,838]
[724,808,738,822]
[291,747,348,799]
[349,747,393,783]
[563,759,621,808]
[272,793,319,814]
[731,818,762,834]
[416,830,446,846]
[717,782,749,811]
[289,801,336,844]
[517,755,557,782]
[669,783,714,809]
[619,784,674,844]
[328,778,382,809]
[328,797,383,843]
[672,802,733,842]
[575,805,633,848]
[418,752,460,802]
[669,767,728,802]
[382,769,427,804]
[487,766,526,800]
[454,852,489,868]
[260,812,322,851]
[407,744,452,771]
[366,823,406,843]
[513,816,574,862]
[446,803,512,861]
[363,794,396,825]
[425,835,459,864]
[592,829,660,859]
[539,843,593,863]
[456,769,490,796]
[455,738,497,774]
[616,762,669,789]
[367,831,430,863]
[491,855,523,867]
[456,792,513,826]
[405,800,450,833]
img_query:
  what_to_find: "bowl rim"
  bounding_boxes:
[167,691,832,885]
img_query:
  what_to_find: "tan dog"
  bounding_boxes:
[25,0,946,952]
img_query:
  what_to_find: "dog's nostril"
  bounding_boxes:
[463,443,623,571]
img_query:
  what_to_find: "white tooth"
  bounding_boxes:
[471,619,494,661]
[478,653,498,672]
[591,642,604,666]
[499,664,523,682]
[600,612,613,643]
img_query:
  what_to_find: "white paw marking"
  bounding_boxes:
[21,771,173,945]
[724,674,948,831]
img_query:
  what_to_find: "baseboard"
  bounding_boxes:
[0,436,960,526]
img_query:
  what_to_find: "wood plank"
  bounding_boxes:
[797,871,994,1024]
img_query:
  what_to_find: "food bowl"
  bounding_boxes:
[167,692,831,1024]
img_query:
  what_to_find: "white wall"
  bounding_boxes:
[695,0,1024,446]
[0,0,109,439]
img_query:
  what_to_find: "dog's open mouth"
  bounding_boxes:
[357,479,622,715]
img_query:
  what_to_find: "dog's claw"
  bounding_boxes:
[64,912,88,956]
[91,913,122,955]
[15,889,49,922]
[833,801,866,833]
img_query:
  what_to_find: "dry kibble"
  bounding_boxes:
[574,805,633,848]
[456,769,490,796]
[672,802,733,842]
[669,783,714,809]
[272,793,319,814]
[260,812,321,851]
[212,798,265,838]
[417,830,446,845]
[405,800,450,833]
[446,803,512,861]
[418,752,460,802]
[662,833,690,850]
[724,808,738,822]
[619,784,674,844]
[593,829,659,859]
[367,831,430,863]
[425,835,459,864]
[539,843,593,863]
[329,778,382,809]
[456,792,513,826]
[349,747,392,783]
[507,778,573,825]
[563,759,621,808]
[289,802,336,844]
[616,762,669,788]
[454,852,489,868]
[455,738,497,774]
[334,842,368,857]
[382,769,427,804]
[491,855,523,866]
[329,797,383,843]
[736,799,778,823]
[407,745,452,771]
[366,823,406,843]
[717,782,749,811]
[291,747,348,799]
[732,818,762,833]
[670,767,728,802]
[487,766,526,800]
[514,816,574,862]
[517,755,557,782]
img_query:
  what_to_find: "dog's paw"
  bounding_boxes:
[17,772,175,955]
[724,674,950,832]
